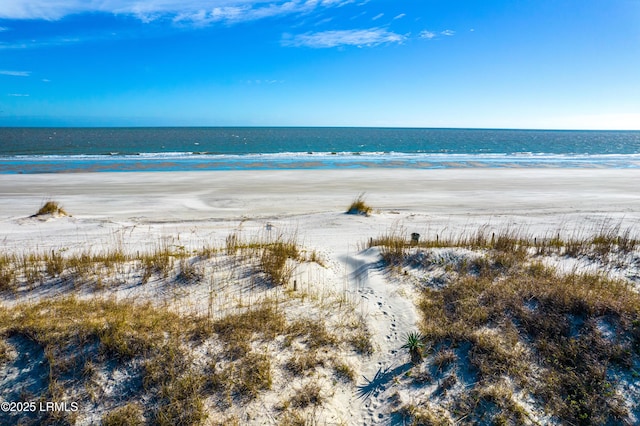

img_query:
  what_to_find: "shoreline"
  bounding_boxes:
[2,150,640,174]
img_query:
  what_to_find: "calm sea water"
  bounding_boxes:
[1,127,639,173]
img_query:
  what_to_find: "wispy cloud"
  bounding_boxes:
[314,17,333,26]
[0,31,140,50]
[0,26,9,31]
[0,70,31,77]
[244,79,284,84]
[419,30,436,40]
[7,93,30,97]
[283,28,404,48]
[420,29,456,40]
[371,13,383,21]
[393,13,405,20]
[0,0,356,23]
[174,3,294,26]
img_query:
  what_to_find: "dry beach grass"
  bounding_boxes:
[370,227,640,425]
[0,230,372,425]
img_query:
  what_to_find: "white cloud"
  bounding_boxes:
[371,13,383,21]
[314,17,333,25]
[245,78,283,84]
[174,1,359,25]
[0,0,356,23]
[283,28,404,48]
[393,13,405,20]
[0,31,127,50]
[7,93,30,96]
[0,70,31,76]
[419,30,436,40]
[420,30,457,40]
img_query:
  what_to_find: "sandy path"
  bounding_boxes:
[346,248,418,424]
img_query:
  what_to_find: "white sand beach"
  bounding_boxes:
[1,168,640,425]
[1,168,637,272]
[2,168,639,238]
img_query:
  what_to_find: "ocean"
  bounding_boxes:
[1,127,639,173]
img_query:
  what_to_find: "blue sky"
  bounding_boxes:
[1,0,639,129]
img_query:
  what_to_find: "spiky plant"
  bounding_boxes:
[402,331,426,364]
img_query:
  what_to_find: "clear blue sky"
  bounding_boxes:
[1,0,639,129]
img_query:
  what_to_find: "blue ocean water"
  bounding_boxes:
[1,127,639,173]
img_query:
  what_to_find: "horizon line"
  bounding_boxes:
[1,125,639,132]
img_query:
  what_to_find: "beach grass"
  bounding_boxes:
[0,230,369,425]
[0,231,311,293]
[369,223,640,425]
[35,200,67,216]
[101,402,145,426]
[0,292,362,424]
[369,221,639,267]
[1,219,639,425]
[346,193,372,216]
[0,297,211,425]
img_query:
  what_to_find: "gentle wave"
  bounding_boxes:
[3,128,639,160]
[2,151,640,173]
[5,151,640,161]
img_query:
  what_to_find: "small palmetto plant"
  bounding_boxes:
[402,331,426,364]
